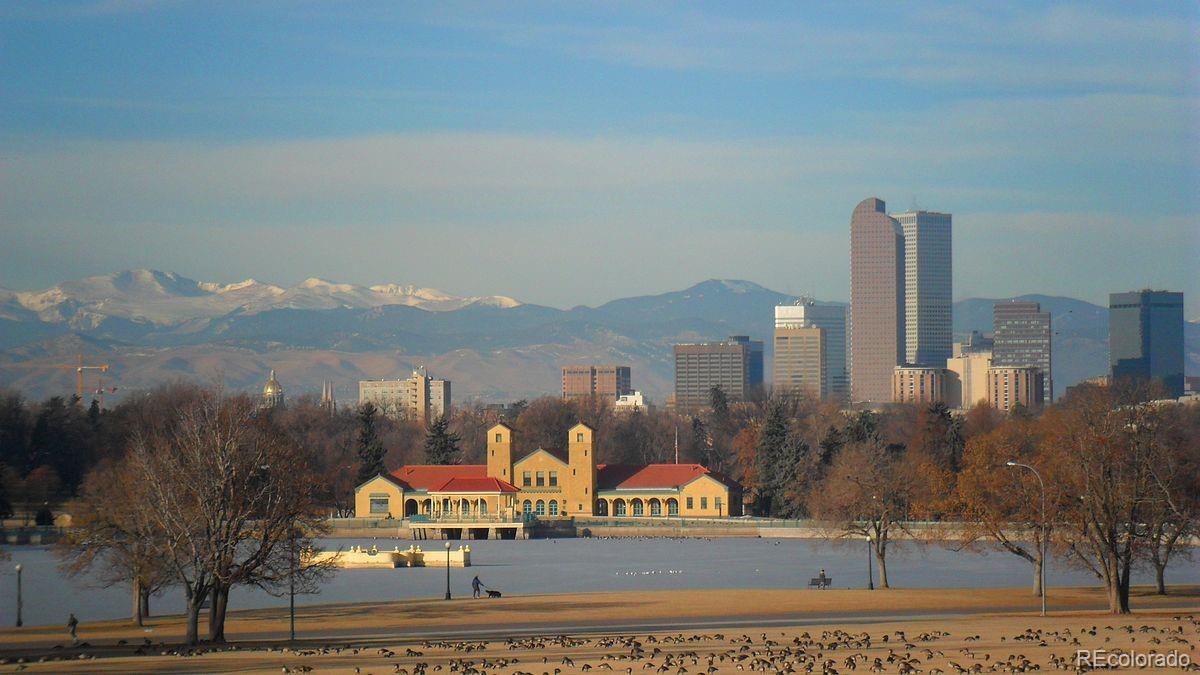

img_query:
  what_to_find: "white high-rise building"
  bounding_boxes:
[775,301,848,401]
[892,210,953,367]
[359,368,451,423]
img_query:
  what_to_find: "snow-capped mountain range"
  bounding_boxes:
[1,269,522,326]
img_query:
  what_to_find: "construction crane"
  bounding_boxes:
[6,354,110,403]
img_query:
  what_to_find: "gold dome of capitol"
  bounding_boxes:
[263,369,284,396]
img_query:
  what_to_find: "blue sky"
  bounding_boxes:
[2,1,1198,313]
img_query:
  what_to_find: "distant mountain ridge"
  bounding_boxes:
[0,271,1195,403]
[3,269,521,327]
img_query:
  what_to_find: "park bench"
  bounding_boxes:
[808,576,832,589]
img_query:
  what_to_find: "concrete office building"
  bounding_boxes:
[987,366,1045,412]
[775,301,847,400]
[773,324,825,397]
[359,369,451,423]
[993,301,1053,402]
[850,198,906,403]
[892,209,953,367]
[892,366,949,405]
[673,336,764,408]
[1109,290,1185,398]
[946,345,992,409]
[562,365,633,400]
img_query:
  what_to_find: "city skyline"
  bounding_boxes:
[2,3,1196,313]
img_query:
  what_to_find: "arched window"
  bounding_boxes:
[667,498,679,516]
[614,499,627,516]
[596,500,609,516]
[549,500,559,516]
[478,500,488,515]
[522,500,532,515]
[535,500,546,516]
[649,499,662,517]
[632,499,644,517]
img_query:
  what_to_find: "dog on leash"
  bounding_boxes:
[486,589,502,598]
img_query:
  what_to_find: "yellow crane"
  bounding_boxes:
[6,354,111,403]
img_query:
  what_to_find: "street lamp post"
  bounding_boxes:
[444,541,452,600]
[1006,460,1047,617]
[14,564,22,628]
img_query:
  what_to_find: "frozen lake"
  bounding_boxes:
[1,536,1195,627]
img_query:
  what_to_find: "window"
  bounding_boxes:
[522,471,531,487]
[479,501,488,515]
[632,500,644,516]
[715,497,723,515]
[369,495,389,514]
[686,497,694,510]
[549,500,559,516]
[495,432,502,443]
[650,500,662,517]
[576,432,584,442]
[522,500,532,515]
[701,497,708,510]
[536,471,545,487]
[535,500,546,516]
[667,499,679,516]
[549,471,558,487]
[615,500,627,516]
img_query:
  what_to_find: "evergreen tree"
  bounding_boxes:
[354,402,386,483]
[772,433,810,518]
[688,416,711,466]
[919,402,965,471]
[754,400,790,516]
[845,410,881,444]
[706,386,733,472]
[423,415,462,465]
[817,425,844,464]
[87,399,101,429]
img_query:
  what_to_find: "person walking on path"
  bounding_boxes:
[472,575,482,599]
[67,613,79,644]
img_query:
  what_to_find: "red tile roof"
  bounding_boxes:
[596,463,731,490]
[435,476,520,493]
[390,465,486,491]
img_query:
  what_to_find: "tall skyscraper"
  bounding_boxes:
[774,301,847,400]
[849,198,905,403]
[993,300,1053,402]
[1109,290,1185,398]
[562,365,633,400]
[673,336,764,408]
[773,324,824,397]
[891,209,953,367]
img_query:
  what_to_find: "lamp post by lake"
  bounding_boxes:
[444,541,452,600]
[14,564,22,628]
[1006,460,1046,617]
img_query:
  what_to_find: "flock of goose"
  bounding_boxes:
[1,615,1196,673]
[268,616,1199,675]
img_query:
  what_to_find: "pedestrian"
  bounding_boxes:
[471,575,482,599]
[67,613,79,644]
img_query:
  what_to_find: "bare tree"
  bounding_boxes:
[952,419,1052,596]
[1045,384,1158,614]
[130,388,333,644]
[807,440,917,588]
[58,459,172,625]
